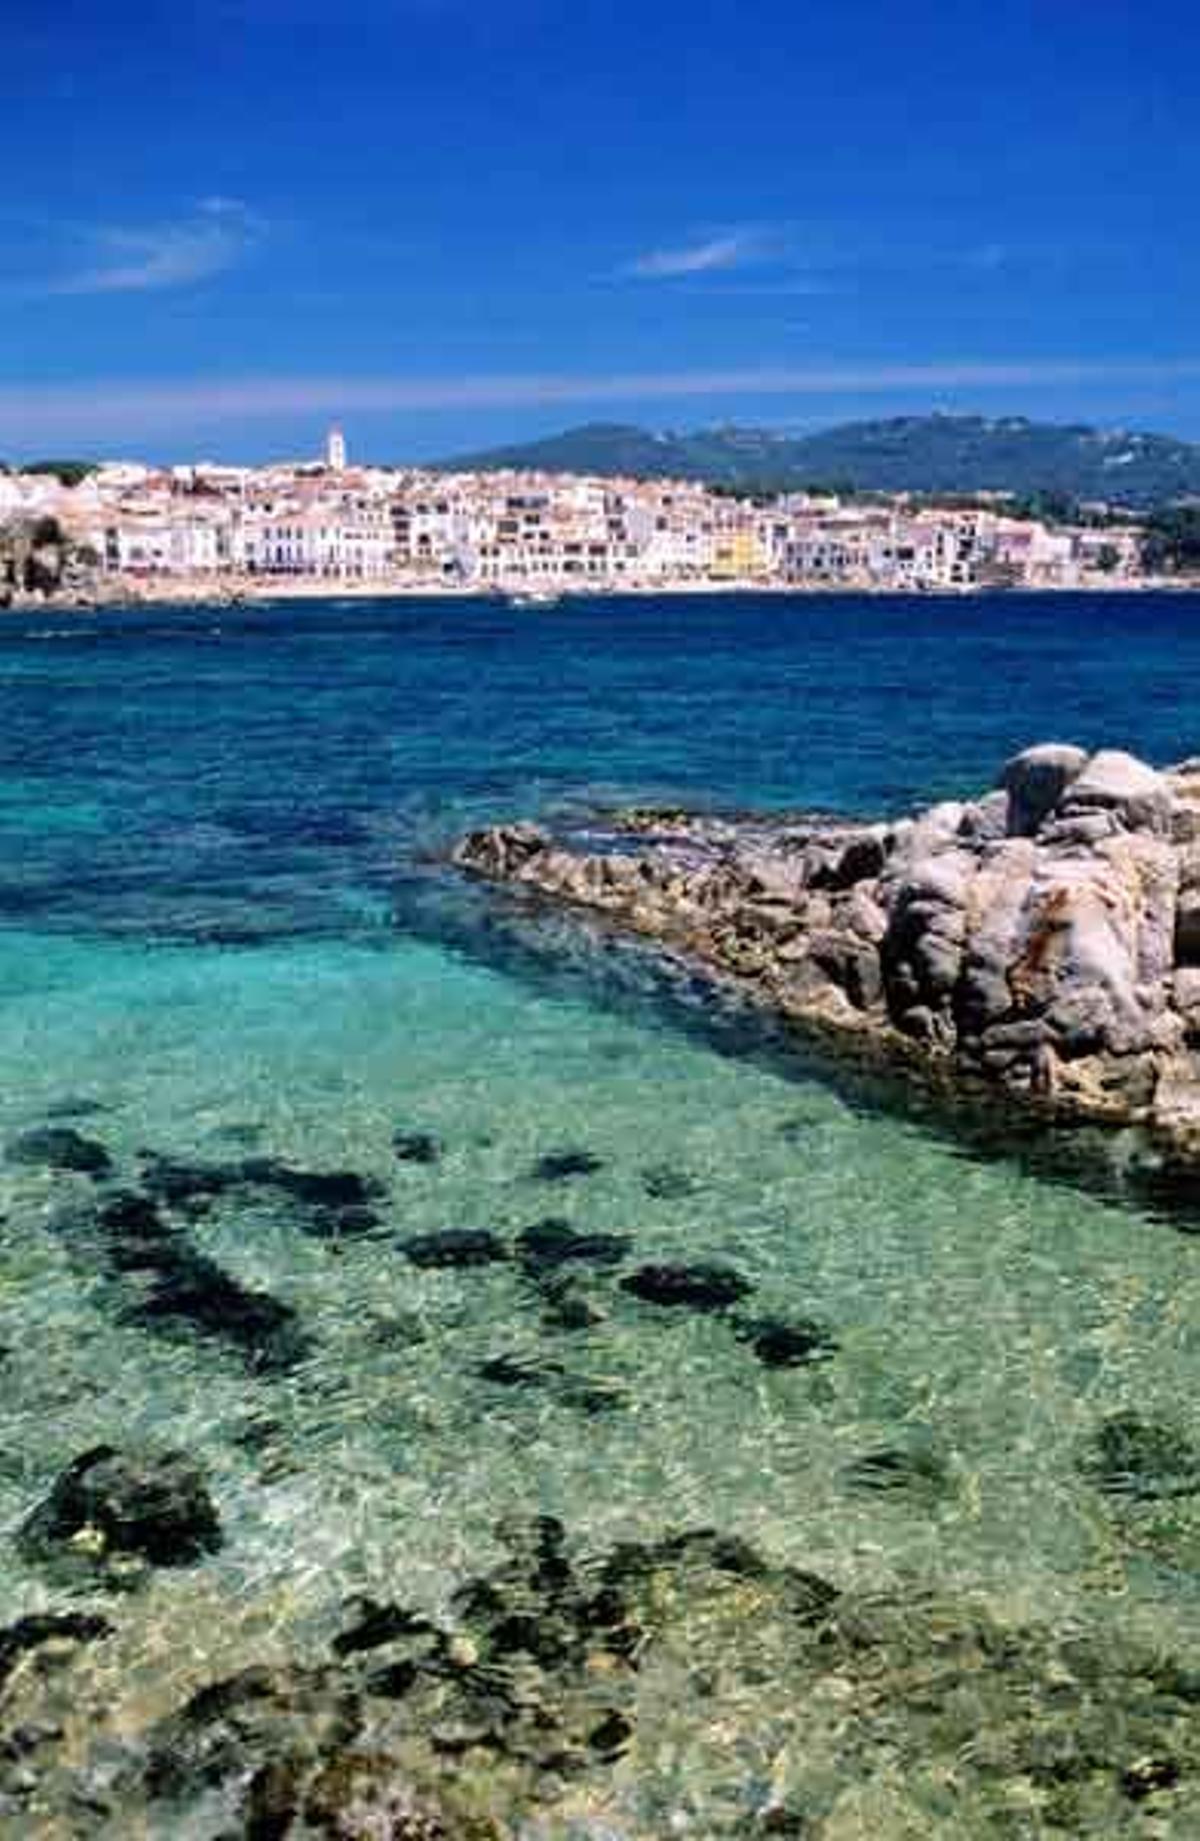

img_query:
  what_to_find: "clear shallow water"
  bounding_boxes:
[4,593,1200,1835]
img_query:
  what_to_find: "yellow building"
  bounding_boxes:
[710,524,765,579]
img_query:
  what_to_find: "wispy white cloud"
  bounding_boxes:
[626,228,771,279]
[3,357,1200,444]
[41,199,260,296]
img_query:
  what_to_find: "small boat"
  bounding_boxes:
[508,587,563,609]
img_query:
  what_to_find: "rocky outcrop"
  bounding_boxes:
[454,745,1200,1160]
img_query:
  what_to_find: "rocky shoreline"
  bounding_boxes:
[455,744,1200,1166]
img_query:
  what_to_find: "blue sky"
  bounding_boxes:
[3,0,1199,460]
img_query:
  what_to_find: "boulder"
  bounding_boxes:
[842,1441,952,1500]
[1082,1411,1200,1500]
[516,1218,630,1271]
[1000,743,1088,837]
[620,1262,752,1310]
[21,1445,222,1566]
[735,1316,839,1368]
[0,1611,112,1693]
[5,1126,112,1177]
[392,1130,442,1165]
[400,1230,509,1268]
[531,1147,604,1181]
[1059,749,1173,834]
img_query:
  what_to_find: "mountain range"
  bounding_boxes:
[439,414,1200,509]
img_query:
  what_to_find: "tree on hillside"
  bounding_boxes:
[1141,507,1200,573]
[21,460,96,486]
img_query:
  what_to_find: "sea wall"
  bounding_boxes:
[454,744,1200,1160]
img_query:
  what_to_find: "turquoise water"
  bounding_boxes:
[5,593,1200,1835]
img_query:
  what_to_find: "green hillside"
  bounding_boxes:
[439,414,1200,509]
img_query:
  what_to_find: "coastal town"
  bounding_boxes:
[0,424,1158,604]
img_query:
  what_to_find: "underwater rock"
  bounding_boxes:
[362,1309,427,1349]
[1120,1755,1182,1801]
[41,1095,110,1120]
[256,1746,491,1839]
[95,1189,178,1269]
[5,1127,112,1177]
[127,1239,310,1374]
[139,1152,385,1217]
[641,1163,699,1200]
[538,1277,607,1332]
[127,1515,842,1826]
[54,1188,310,1373]
[1083,1411,1200,1500]
[301,1202,383,1240]
[41,1504,1200,1837]
[333,1599,437,1659]
[483,1608,575,1667]
[651,1528,770,1579]
[237,1157,386,1211]
[478,1353,562,1389]
[0,1612,112,1693]
[228,1413,286,1455]
[516,1217,630,1273]
[483,1515,576,1610]
[393,1130,443,1166]
[736,1315,839,1368]
[144,1657,504,1835]
[585,1709,633,1760]
[557,1376,628,1416]
[590,1526,838,1644]
[210,1120,265,1144]
[401,1230,509,1269]
[137,1154,238,1206]
[531,1148,605,1182]
[620,1261,753,1311]
[753,1805,810,1835]
[478,1353,623,1414]
[20,1445,222,1567]
[493,1512,569,1566]
[842,1442,951,1499]
[143,1663,360,1803]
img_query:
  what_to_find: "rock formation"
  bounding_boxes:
[454,745,1200,1160]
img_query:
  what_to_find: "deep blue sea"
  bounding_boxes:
[5,591,1200,1836]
